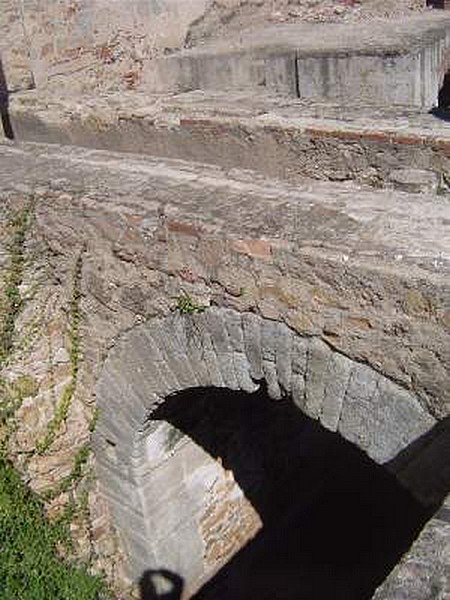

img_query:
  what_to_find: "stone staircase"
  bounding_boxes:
[7,88,450,191]
[6,14,450,195]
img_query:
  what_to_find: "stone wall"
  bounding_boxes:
[8,92,450,188]
[0,0,431,96]
[144,15,450,108]
[93,308,437,592]
[0,0,34,91]
[18,0,210,93]
[0,139,448,595]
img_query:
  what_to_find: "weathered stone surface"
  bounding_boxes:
[374,495,450,600]
[0,133,448,598]
[242,313,264,381]
[390,168,439,193]
[8,91,450,188]
[10,139,443,415]
[0,2,432,96]
[0,1,34,91]
[275,323,293,395]
[304,338,331,420]
[147,15,450,107]
[339,364,436,464]
[192,314,226,388]
[232,352,260,394]
[204,310,240,390]
[147,321,199,391]
[89,307,441,592]
[320,352,353,432]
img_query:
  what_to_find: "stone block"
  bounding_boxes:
[291,335,309,378]
[368,379,436,463]
[205,309,233,355]
[263,359,282,400]
[203,349,227,389]
[389,168,438,193]
[275,322,293,394]
[191,313,226,387]
[139,327,182,391]
[150,517,205,587]
[338,362,380,456]
[304,338,331,420]
[339,363,435,464]
[233,352,260,393]
[146,321,199,391]
[261,319,278,362]
[109,344,176,410]
[242,313,263,380]
[223,309,245,353]
[291,374,306,411]
[320,352,353,432]
[204,310,240,390]
[95,374,147,429]
[172,316,211,387]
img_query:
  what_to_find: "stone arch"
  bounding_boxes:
[93,307,436,587]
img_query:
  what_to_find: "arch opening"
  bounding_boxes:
[94,309,447,599]
[431,69,450,119]
[137,384,435,600]
[439,71,450,109]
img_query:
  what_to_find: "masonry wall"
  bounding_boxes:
[1,0,209,94]
[0,1,437,98]
[0,139,448,597]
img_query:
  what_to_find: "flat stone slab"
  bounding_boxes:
[0,140,448,272]
[374,494,450,600]
[8,90,450,187]
[143,13,450,106]
[178,13,450,57]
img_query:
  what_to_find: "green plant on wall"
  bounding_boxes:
[0,206,32,368]
[37,249,84,454]
[174,291,206,315]
[0,454,107,600]
[0,207,107,600]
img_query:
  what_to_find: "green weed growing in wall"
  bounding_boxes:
[0,206,33,368]
[174,291,206,315]
[37,249,84,454]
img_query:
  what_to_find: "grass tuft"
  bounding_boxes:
[0,453,106,600]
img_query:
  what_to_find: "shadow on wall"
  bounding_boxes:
[386,415,450,507]
[426,0,448,7]
[143,385,445,600]
[430,71,450,121]
[139,570,184,600]
[0,56,15,140]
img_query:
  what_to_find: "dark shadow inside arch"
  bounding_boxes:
[144,384,437,600]
[0,57,15,140]
[430,70,450,121]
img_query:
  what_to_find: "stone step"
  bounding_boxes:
[143,14,450,108]
[8,89,450,189]
[0,140,448,279]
